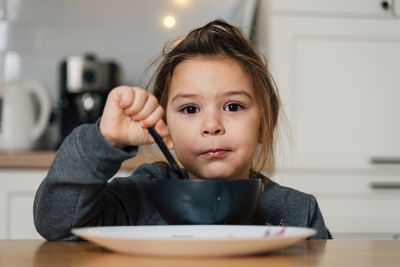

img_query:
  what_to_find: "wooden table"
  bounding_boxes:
[1,240,399,267]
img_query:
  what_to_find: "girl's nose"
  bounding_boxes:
[201,113,225,136]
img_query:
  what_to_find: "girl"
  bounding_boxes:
[34,19,330,240]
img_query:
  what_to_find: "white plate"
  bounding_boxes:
[72,225,316,257]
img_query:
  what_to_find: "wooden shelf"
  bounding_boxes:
[0,150,165,170]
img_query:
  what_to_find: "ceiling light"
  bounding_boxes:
[163,15,176,29]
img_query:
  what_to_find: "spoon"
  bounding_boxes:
[147,126,187,179]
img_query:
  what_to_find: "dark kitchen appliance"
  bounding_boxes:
[59,54,120,145]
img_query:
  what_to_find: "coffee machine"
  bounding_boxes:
[59,54,120,144]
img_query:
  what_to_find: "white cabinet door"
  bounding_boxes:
[0,170,46,239]
[264,16,400,169]
[0,169,132,239]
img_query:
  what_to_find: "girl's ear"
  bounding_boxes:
[163,135,174,149]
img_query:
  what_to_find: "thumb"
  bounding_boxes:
[154,120,174,149]
[154,119,169,138]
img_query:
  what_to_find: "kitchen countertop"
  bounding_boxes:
[0,150,165,170]
[1,239,400,267]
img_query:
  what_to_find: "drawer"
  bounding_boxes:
[273,171,400,194]
[273,171,400,235]
[317,193,400,234]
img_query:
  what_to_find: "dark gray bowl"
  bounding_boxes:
[153,179,261,225]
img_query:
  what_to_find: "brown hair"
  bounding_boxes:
[149,19,281,176]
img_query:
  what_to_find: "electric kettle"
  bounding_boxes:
[0,81,51,151]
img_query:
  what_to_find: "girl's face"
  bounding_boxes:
[166,57,261,180]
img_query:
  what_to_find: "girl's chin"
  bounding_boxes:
[185,161,249,179]
[188,170,239,180]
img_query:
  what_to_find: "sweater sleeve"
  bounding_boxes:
[307,195,332,239]
[33,121,138,241]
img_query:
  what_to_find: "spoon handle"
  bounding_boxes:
[147,126,186,179]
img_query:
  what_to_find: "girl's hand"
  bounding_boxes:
[99,86,168,149]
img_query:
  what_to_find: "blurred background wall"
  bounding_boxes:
[0,0,257,148]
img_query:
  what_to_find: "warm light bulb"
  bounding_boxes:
[163,15,176,28]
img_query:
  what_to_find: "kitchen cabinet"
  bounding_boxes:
[0,170,45,239]
[274,170,400,239]
[264,0,399,17]
[0,168,134,239]
[0,152,161,239]
[255,0,400,238]
[261,0,400,170]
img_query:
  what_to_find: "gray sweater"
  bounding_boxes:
[33,123,331,241]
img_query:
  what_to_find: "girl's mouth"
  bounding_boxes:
[200,149,231,159]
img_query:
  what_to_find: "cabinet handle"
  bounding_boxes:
[370,157,400,164]
[370,182,400,189]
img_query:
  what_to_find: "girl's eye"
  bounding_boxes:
[223,103,244,112]
[180,105,200,114]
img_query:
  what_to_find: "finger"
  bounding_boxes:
[132,94,158,121]
[140,105,164,128]
[124,87,148,116]
[110,86,134,109]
